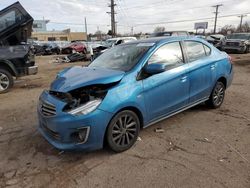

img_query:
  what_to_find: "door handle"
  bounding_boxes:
[210,64,216,70]
[180,76,187,82]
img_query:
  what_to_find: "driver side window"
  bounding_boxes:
[148,42,184,70]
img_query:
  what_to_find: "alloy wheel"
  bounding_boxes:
[111,114,137,147]
[0,72,10,92]
[212,83,225,106]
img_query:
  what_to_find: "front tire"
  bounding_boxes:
[206,81,225,109]
[245,46,250,53]
[106,110,140,152]
[0,69,13,94]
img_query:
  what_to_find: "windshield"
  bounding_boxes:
[103,40,116,47]
[89,44,151,72]
[227,34,250,40]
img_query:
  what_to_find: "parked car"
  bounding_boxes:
[206,34,226,50]
[195,35,206,39]
[61,42,87,54]
[38,37,233,152]
[42,43,61,55]
[93,37,137,58]
[32,42,44,55]
[32,42,61,55]
[0,2,38,93]
[221,33,250,53]
[104,37,137,47]
[150,31,189,37]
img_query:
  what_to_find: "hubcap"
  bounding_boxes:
[111,115,137,147]
[0,73,10,91]
[213,84,224,106]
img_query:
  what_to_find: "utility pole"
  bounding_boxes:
[107,0,116,37]
[131,26,134,35]
[84,17,88,41]
[238,14,247,32]
[212,4,223,34]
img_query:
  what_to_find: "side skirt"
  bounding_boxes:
[144,97,209,129]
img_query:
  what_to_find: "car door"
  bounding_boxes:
[142,41,189,122]
[183,40,215,104]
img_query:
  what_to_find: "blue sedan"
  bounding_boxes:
[38,37,233,152]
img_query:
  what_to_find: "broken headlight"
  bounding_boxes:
[49,84,119,116]
[67,99,102,116]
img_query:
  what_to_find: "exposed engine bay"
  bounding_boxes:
[49,83,117,111]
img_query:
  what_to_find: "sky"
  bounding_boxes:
[0,0,250,34]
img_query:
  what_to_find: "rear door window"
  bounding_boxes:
[184,41,206,62]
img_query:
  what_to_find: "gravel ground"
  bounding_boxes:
[0,54,250,188]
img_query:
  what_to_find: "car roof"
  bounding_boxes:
[107,37,136,41]
[125,36,204,45]
[228,33,250,35]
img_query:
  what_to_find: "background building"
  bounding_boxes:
[32,20,49,32]
[32,29,87,41]
[32,20,87,41]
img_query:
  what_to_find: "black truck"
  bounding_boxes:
[0,2,38,93]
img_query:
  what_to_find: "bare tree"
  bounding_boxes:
[153,26,165,33]
[219,25,236,35]
[236,22,250,33]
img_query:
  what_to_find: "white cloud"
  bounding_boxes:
[0,0,249,34]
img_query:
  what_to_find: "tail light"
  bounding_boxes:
[228,55,233,64]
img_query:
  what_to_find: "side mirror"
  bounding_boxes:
[144,63,166,75]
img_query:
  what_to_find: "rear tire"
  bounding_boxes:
[106,110,140,152]
[0,69,13,94]
[245,46,250,53]
[206,81,225,109]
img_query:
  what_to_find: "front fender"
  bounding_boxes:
[98,76,148,125]
[0,59,17,76]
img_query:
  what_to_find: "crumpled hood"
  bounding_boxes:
[50,66,125,92]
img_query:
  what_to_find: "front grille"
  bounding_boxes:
[40,100,56,116]
[226,42,239,46]
[41,123,60,140]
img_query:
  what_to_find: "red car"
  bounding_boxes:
[61,42,87,54]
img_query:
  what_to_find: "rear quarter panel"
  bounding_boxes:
[213,50,233,88]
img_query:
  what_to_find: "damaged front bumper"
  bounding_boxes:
[27,65,38,75]
[37,90,113,151]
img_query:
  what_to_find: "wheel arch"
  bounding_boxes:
[102,105,144,147]
[217,76,227,88]
[0,60,17,77]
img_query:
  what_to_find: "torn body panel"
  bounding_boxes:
[49,83,118,112]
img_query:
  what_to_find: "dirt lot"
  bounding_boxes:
[0,54,250,188]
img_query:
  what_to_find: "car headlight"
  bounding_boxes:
[68,99,102,116]
[240,41,246,46]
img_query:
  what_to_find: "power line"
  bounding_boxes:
[49,22,108,26]
[121,0,184,10]
[116,0,132,27]
[133,12,250,27]
[212,4,223,34]
[49,12,250,29]
[121,0,236,20]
